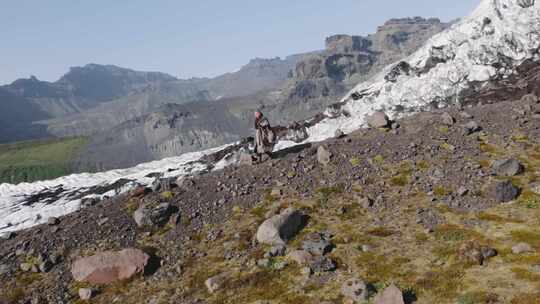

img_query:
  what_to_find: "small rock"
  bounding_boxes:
[361,244,372,252]
[47,217,60,226]
[373,284,405,304]
[0,264,8,275]
[457,187,469,196]
[491,159,524,177]
[300,267,312,276]
[317,146,332,166]
[270,189,282,197]
[309,256,337,273]
[266,245,286,258]
[97,217,109,226]
[257,258,272,268]
[357,196,374,209]
[458,241,496,265]
[78,288,95,300]
[20,263,33,272]
[256,208,307,245]
[302,233,333,256]
[334,129,345,138]
[366,111,390,128]
[460,112,473,119]
[287,250,313,265]
[512,242,534,254]
[441,112,455,126]
[341,278,369,303]
[463,121,481,135]
[489,180,520,203]
[205,273,228,293]
[0,232,15,240]
[521,93,539,104]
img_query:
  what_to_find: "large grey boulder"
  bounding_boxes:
[133,202,173,228]
[71,248,149,284]
[373,284,405,304]
[366,112,390,128]
[491,159,524,177]
[256,208,307,245]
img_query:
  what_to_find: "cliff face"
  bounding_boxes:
[266,17,452,125]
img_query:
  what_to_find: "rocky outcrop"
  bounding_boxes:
[268,17,451,125]
[71,248,149,284]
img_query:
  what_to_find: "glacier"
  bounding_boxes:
[1,0,539,237]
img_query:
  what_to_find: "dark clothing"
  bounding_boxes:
[255,116,275,154]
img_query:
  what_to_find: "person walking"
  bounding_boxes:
[254,110,275,161]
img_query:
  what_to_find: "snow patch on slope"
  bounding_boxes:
[0,144,231,236]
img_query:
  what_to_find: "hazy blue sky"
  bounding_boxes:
[0,0,479,84]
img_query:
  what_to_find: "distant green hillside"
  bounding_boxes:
[0,137,88,184]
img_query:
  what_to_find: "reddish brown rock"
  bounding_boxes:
[71,248,149,284]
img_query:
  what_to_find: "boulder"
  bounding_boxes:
[71,248,149,284]
[317,146,332,166]
[133,202,173,228]
[441,112,455,126]
[366,112,390,128]
[491,159,524,177]
[373,284,405,304]
[512,242,534,254]
[334,129,345,138]
[341,278,369,303]
[489,180,520,203]
[256,208,307,245]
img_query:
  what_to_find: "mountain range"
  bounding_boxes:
[1,17,452,174]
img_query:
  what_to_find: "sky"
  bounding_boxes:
[0,0,480,85]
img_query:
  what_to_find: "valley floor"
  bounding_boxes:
[2,97,540,303]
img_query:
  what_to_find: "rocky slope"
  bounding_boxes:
[2,89,540,303]
[74,102,249,171]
